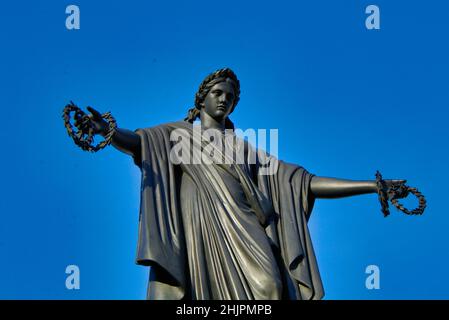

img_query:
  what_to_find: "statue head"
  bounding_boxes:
[185,68,240,129]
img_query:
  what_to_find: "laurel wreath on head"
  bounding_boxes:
[375,170,426,217]
[62,101,117,152]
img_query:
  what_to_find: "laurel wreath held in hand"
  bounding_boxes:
[375,170,426,217]
[62,101,117,152]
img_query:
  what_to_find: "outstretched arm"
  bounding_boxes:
[310,176,406,199]
[107,127,141,158]
[86,107,141,159]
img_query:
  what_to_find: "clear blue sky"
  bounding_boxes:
[1,0,448,299]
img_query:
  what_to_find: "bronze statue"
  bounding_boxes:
[63,68,425,300]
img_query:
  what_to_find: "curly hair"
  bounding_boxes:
[184,68,240,129]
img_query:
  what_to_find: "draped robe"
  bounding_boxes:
[133,121,324,300]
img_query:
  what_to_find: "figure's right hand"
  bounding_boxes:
[86,106,109,136]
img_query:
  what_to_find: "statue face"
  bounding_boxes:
[201,81,235,122]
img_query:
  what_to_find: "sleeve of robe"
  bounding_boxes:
[133,123,187,300]
[256,150,324,300]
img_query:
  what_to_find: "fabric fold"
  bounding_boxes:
[133,121,324,300]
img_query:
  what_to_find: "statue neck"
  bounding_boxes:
[200,110,226,132]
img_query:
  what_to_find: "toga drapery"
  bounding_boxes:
[132,121,324,300]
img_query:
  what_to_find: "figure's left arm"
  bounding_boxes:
[310,176,406,199]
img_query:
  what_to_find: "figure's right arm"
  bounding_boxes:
[106,128,141,158]
[86,107,141,159]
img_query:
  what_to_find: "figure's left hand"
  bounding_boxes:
[383,179,408,199]
[384,179,407,188]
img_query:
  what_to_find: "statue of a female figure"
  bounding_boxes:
[73,68,409,300]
